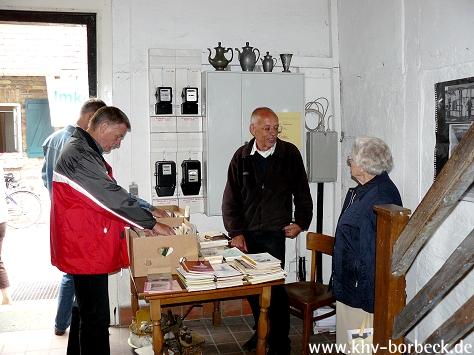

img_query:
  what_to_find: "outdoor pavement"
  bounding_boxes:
[0,186,62,332]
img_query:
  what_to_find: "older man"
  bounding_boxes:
[222,107,313,355]
[50,106,174,354]
[43,99,167,341]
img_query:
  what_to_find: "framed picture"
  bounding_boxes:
[435,77,474,201]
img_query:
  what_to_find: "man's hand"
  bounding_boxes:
[151,207,169,218]
[283,223,302,239]
[150,221,175,236]
[230,235,248,253]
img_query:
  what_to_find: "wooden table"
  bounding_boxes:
[131,275,283,355]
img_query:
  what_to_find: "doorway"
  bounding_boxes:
[0,9,97,332]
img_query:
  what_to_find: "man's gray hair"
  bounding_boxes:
[80,98,106,115]
[89,106,131,131]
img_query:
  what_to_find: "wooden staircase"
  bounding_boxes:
[373,123,474,354]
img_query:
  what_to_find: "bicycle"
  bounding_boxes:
[4,173,42,229]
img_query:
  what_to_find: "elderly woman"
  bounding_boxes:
[332,136,402,347]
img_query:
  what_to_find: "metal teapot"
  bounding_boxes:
[208,42,233,71]
[261,52,277,72]
[235,42,260,71]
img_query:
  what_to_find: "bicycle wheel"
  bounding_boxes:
[6,190,42,229]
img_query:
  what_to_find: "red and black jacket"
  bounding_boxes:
[50,127,155,275]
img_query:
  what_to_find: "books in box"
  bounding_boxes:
[126,220,198,278]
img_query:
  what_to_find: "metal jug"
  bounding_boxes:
[235,42,260,72]
[261,52,277,72]
[208,42,233,71]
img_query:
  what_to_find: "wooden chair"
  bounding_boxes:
[284,232,336,355]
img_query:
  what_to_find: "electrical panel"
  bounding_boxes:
[306,131,338,182]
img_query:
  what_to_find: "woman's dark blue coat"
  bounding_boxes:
[332,171,402,313]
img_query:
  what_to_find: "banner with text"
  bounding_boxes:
[46,76,89,127]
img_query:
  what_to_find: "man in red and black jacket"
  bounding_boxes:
[50,106,174,355]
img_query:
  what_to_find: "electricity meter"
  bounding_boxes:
[155,161,176,196]
[181,87,199,114]
[155,87,173,115]
[180,160,201,195]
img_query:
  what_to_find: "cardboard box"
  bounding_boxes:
[127,218,198,277]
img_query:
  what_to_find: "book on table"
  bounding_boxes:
[216,278,244,288]
[213,262,244,288]
[180,260,215,275]
[146,272,173,282]
[231,259,281,275]
[143,280,173,293]
[177,275,216,291]
[218,247,245,262]
[199,247,224,264]
[242,252,282,269]
[197,231,230,249]
[243,270,286,284]
[176,265,216,291]
[212,262,244,278]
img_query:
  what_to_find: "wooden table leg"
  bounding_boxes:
[256,286,271,355]
[212,301,221,327]
[150,299,164,355]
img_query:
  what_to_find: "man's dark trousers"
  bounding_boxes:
[244,230,291,354]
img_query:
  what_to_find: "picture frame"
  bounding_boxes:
[435,77,474,202]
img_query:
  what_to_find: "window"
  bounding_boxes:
[0,104,21,155]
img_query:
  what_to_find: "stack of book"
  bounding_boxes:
[197,231,230,249]
[212,262,244,288]
[218,247,245,262]
[198,248,224,264]
[143,272,173,293]
[176,260,216,291]
[199,247,245,264]
[242,252,282,269]
[232,252,286,284]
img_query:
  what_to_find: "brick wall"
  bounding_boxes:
[119,299,253,326]
[0,76,47,190]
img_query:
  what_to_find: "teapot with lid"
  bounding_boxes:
[261,52,277,72]
[208,42,233,71]
[235,42,260,72]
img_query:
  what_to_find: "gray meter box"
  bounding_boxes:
[306,131,338,182]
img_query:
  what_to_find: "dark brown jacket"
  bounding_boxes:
[222,138,313,238]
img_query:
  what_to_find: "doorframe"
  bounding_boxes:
[0,9,97,98]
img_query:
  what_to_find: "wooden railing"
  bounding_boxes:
[373,122,474,355]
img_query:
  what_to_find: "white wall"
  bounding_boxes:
[338,0,474,350]
[110,0,340,305]
[5,1,472,345]
[2,0,341,319]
